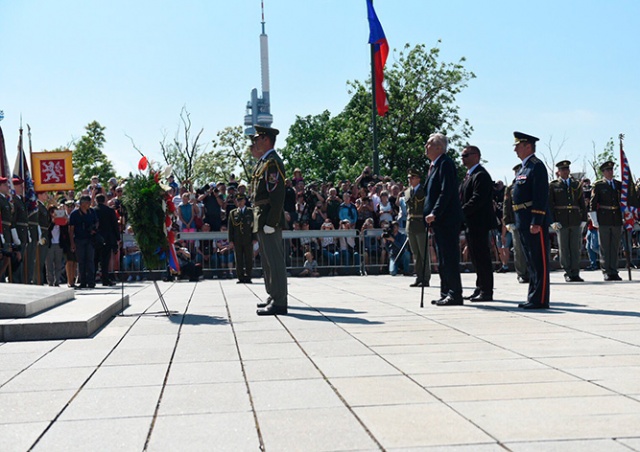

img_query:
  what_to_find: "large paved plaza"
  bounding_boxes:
[1,269,640,451]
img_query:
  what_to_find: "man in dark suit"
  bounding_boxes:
[423,132,464,306]
[459,146,496,301]
[512,131,551,309]
[94,194,119,286]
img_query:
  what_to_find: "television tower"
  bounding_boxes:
[244,0,273,135]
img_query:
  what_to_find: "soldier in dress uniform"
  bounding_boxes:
[548,160,587,282]
[250,125,288,316]
[503,163,529,284]
[589,160,623,281]
[27,191,40,284]
[512,132,551,309]
[11,178,29,284]
[227,193,257,284]
[405,168,430,288]
[36,191,51,285]
[0,177,19,281]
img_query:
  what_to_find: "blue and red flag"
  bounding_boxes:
[620,141,638,231]
[367,0,389,116]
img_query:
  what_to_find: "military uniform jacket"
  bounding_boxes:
[502,183,515,227]
[404,185,426,233]
[0,193,13,249]
[12,195,29,245]
[228,207,256,245]
[549,178,587,227]
[512,155,550,229]
[251,149,286,229]
[589,179,622,226]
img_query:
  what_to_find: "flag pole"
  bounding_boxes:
[619,133,633,281]
[370,43,379,176]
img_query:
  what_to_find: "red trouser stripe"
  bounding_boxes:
[539,231,548,306]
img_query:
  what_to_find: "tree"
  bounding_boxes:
[72,121,116,190]
[193,126,253,187]
[160,106,205,189]
[282,42,475,183]
[589,138,615,180]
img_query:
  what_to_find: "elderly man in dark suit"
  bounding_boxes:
[423,132,464,306]
[459,145,497,301]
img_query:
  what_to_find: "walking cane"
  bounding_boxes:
[420,225,430,308]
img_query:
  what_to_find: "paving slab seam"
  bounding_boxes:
[270,297,387,451]
[142,282,199,451]
[0,342,65,391]
[26,282,174,451]
[220,282,267,451]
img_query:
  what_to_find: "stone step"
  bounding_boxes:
[0,285,76,318]
[0,290,129,341]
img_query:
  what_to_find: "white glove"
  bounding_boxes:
[27,230,32,243]
[39,237,47,246]
[38,225,42,241]
[11,228,21,246]
[588,211,599,229]
[551,222,562,231]
[580,221,587,231]
[0,233,4,246]
[506,224,515,232]
[263,225,275,234]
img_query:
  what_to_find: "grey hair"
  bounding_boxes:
[428,132,448,151]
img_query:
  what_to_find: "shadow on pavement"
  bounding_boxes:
[170,313,229,325]
[288,306,367,315]
[286,312,384,325]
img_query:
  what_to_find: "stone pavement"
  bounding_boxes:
[1,269,640,451]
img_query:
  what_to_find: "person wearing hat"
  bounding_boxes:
[405,168,430,287]
[227,193,256,284]
[589,160,623,281]
[423,132,464,306]
[503,163,529,284]
[11,178,29,283]
[459,145,498,301]
[250,125,288,315]
[0,177,19,281]
[548,160,587,282]
[512,131,551,309]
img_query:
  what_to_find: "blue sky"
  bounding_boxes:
[1,0,639,183]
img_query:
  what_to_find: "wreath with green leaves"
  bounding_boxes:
[120,157,176,270]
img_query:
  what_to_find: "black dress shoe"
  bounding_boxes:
[245,279,253,284]
[469,294,493,302]
[464,289,481,300]
[519,302,548,310]
[256,304,288,316]
[609,274,622,281]
[517,276,529,283]
[436,296,463,306]
[569,276,584,282]
[410,281,429,287]
[257,296,273,308]
[564,274,572,282]
[236,279,245,284]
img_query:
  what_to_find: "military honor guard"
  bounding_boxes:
[512,132,551,309]
[405,168,430,288]
[36,191,52,285]
[549,160,587,282]
[0,177,18,281]
[11,178,29,283]
[250,125,288,316]
[503,163,529,283]
[227,193,257,284]
[589,161,623,281]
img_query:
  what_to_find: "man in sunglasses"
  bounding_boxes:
[459,145,497,301]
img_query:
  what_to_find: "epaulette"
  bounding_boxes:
[529,155,541,164]
[593,179,607,186]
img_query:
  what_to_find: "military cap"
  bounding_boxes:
[600,160,615,171]
[236,193,246,201]
[407,168,421,177]
[512,163,522,172]
[0,176,8,184]
[556,160,571,169]
[251,125,279,138]
[65,200,76,206]
[513,131,539,145]
[12,177,23,186]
